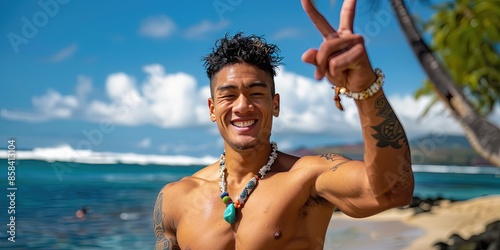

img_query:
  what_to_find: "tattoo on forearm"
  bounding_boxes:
[392,146,414,194]
[371,96,407,149]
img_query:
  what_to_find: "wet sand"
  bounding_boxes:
[324,195,500,250]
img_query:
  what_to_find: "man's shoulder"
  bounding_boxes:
[191,162,218,180]
[286,153,322,170]
[160,163,217,197]
[160,176,204,196]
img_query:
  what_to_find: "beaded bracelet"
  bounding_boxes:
[332,68,384,111]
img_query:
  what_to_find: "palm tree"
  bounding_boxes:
[390,0,500,166]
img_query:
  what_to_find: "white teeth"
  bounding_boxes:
[233,120,255,128]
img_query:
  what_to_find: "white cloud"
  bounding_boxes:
[184,19,230,39]
[139,15,176,38]
[271,28,301,40]
[272,67,484,141]
[32,90,78,118]
[76,75,92,102]
[137,138,152,148]
[273,67,360,137]
[389,95,463,138]
[48,43,78,62]
[1,76,91,122]
[85,64,208,128]
[0,109,49,122]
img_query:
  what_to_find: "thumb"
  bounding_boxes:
[302,48,323,80]
[301,48,318,65]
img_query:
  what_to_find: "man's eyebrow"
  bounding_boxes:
[216,82,268,92]
[248,82,268,89]
[216,84,237,92]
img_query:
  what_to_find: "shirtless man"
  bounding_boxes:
[154,0,414,249]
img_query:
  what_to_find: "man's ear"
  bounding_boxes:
[208,98,216,122]
[273,93,280,117]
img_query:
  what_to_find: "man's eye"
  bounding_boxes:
[250,93,264,96]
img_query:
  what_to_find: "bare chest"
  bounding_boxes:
[175,178,333,249]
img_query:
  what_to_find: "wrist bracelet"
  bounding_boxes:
[332,68,384,111]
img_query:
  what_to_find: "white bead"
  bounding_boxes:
[336,68,384,102]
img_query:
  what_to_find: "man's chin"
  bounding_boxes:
[231,141,257,151]
[228,138,262,151]
[225,133,271,151]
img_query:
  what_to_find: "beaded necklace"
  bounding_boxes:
[219,142,278,224]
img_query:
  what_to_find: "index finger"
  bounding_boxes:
[338,0,357,34]
[301,0,338,39]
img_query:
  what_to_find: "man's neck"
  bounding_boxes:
[222,142,273,184]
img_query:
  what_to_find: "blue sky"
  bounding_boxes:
[1,0,498,159]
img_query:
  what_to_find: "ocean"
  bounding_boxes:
[0,160,499,249]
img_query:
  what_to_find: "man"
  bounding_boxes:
[154,0,414,249]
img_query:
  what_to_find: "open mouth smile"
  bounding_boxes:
[232,120,257,128]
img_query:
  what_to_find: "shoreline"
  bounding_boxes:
[325,195,500,250]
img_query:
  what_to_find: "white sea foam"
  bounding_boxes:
[0,144,217,166]
[412,164,500,174]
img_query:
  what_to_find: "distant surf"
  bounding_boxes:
[0,144,217,166]
[412,164,500,174]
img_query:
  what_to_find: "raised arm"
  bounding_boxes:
[153,184,181,250]
[300,0,414,217]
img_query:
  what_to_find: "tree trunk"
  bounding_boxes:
[390,0,500,166]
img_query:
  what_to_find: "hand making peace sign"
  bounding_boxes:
[301,0,377,92]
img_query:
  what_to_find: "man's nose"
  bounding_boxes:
[233,94,254,113]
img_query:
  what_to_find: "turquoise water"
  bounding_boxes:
[0,160,499,249]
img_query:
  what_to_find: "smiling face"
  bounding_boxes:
[208,63,280,151]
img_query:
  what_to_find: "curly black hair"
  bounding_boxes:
[203,32,283,97]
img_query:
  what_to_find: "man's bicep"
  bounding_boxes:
[154,185,180,250]
[316,154,408,217]
[312,155,377,215]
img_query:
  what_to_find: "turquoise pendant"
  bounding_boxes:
[223,204,236,224]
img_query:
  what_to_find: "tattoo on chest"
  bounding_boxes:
[371,96,407,149]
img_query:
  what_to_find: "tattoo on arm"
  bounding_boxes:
[154,188,181,250]
[319,153,351,171]
[154,188,165,236]
[370,96,408,149]
[331,161,349,171]
[370,96,413,195]
[391,146,414,195]
[320,153,351,161]
[155,235,180,250]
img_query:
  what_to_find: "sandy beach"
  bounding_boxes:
[324,195,500,250]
